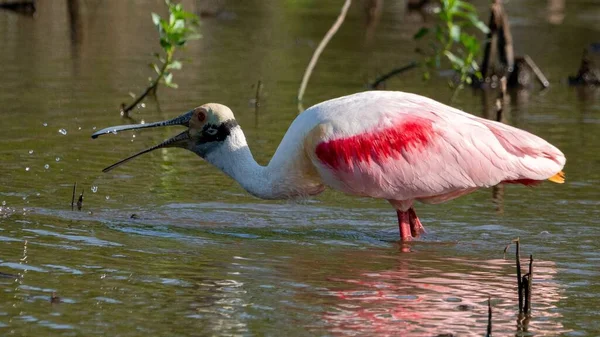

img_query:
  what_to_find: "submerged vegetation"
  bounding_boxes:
[121,0,200,117]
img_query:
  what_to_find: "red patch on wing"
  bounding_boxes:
[315,117,434,170]
[501,179,542,186]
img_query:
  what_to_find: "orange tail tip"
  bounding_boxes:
[548,171,565,184]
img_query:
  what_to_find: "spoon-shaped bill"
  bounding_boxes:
[91,111,193,139]
[102,130,190,173]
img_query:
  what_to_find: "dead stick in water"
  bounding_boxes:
[121,82,158,117]
[254,80,262,114]
[495,76,507,122]
[515,238,523,313]
[522,274,529,315]
[524,254,534,314]
[492,76,507,212]
[523,54,550,88]
[77,189,84,211]
[297,0,352,110]
[369,62,418,89]
[486,297,492,337]
[71,182,77,211]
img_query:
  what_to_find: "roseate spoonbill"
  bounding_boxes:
[92,91,565,240]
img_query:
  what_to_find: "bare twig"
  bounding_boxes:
[77,189,84,211]
[254,79,263,114]
[297,0,352,110]
[0,0,36,15]
[507,238,534,316]
[71,182,77,211]
[495,76,507,121]
[486,297,492,337]
[569,44,600,85]
[50,292,61,304]
[524,254,534,313]
[121,81,159,117]
[481,0,514,80]
[515,238,523,313]
[523,55,550,88]
[492,77,507,210]
[369,62,419,89]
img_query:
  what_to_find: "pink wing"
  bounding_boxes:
[309,96,565,201]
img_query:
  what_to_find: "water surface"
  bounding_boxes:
[1,0,599,336]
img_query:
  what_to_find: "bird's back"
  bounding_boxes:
[277,91,565,201]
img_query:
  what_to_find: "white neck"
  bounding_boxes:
[204,127,310,200]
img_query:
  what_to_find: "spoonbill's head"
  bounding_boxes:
[92,103,239,172]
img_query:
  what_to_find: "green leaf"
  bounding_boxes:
[185,33,202,40]
[167,31,184,44]
[149,62,159,73]
[167,60,182,70]
[413,27,429,40]
[153,53,165,63]
[160,38,172,50]
[160,20,170,34]
[434,26,444,44]
[444,50,465,68]
[164,72,173,84]
[151,13,161,27]
[450,24,461,42]
[457,1,477,14]
[473,20,490,34]
[444,0,458,15]
[165,81,178,89]
[172,19,185,32]
[460,32,473,48]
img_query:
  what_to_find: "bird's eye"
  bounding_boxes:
[197,111,206,122]
[205,127,217,135]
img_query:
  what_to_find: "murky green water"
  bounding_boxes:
[1,1,599,336]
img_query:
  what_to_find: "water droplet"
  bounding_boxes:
[25,167,30,172]
[22,196,27,200]
[92,126,97,130]
[28,150,34,155]
[1,201,5,206]
[44,164,49,169]
[42,122,48,127]
[55,157,61,162]
[132,135,136,138]
[78,127,82,130]
[140,120,145,125]
[140,103,146,108]
[111,129,118,135]
[58,129,67,135]
[91,186,98,193]
[35,193,40,197]
[105,196,110,200]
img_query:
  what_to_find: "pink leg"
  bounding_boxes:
[396,210,412,241]
[408,208,426,237]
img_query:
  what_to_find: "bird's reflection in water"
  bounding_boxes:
[320,255,567,336]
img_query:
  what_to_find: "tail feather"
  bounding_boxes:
[548,171,565,184]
